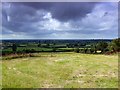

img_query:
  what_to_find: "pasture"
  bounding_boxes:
[2,52,118,88]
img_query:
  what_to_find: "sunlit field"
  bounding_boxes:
[2,52,118,88]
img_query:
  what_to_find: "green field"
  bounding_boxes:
[2,52,118,88]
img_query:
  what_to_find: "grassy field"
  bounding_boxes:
[2,52,118,88]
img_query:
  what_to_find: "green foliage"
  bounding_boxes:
[23,49,36,53]
[12,43,17,52]
[74,48,80,53]
[94,45,97,53]
[97,41,108,53]
[66,44,69,48]
[38,43,41,47]
[2,53,38,60]
[110,38,120,51]
[3,39,119,55]
[89,48,94,54]
[83,48,88,53]
[46,43,50,47]
[52,47,57,52]
[74,43,79,48]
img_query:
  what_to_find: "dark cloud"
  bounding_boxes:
[10,2,97,22]
[18,2,54,10]
[51,2,97,21]
[2,2,117,39]
[2,2,97,31]
[2,2,42,23]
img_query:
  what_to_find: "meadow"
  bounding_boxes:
[2,52,118,88]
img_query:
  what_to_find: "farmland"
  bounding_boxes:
[1,39,119,88]
[1,39,112,55]
[2,52,118,88]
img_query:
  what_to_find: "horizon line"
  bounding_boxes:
[1,38,115,40]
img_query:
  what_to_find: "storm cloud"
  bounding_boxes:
[2,2,118,39]
[8,2,97,21]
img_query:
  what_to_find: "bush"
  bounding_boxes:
[74,48,80,53]
[52,47,57,52]
[23,49,36,53]
[2,53,38,60]
[38,43,41,47]
[12,43,17,52]
[96,41,108,53]
[83,48,88,53]
[89,49,94,54]
[109,38,120,52]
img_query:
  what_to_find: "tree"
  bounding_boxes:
[84,48,88,53]
[52,47,56,52]
[38,43,41,47]
[74,48,80,53]
[97,41,108,53]
[74,43,79,48]
[12,43,17,52]
[53,42,56,46]
[66,44,69,48]
[109,38,120,52]
[90,48,94,54]
[46,43,50,47]
[91,45,97,54]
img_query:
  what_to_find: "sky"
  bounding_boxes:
[1,2,118,39]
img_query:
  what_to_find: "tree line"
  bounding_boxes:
[74,38,120,54]
[11,38,120,54]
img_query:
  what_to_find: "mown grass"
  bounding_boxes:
[2,52,118,88]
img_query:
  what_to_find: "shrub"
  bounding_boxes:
[83,48,88,53]
[38,43,41,47]
[109,38,120,52]
[52,47,57,52]
[89,49,94,54]
[24,49,36,53]
[74,48,80,53]
[96,41,108,53]
[3,53,38,60]
[12,43,17,52]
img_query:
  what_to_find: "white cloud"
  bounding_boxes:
[36,12,73,31]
